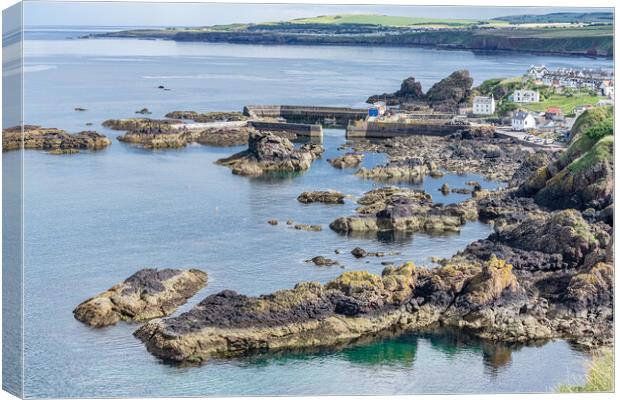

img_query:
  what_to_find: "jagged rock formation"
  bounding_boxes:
[425,70,473,112]
[216,132,324,176]
[73,268,207,327]
[329,187,477,234]
[2,125,111,153]
[102,118,181,131]
[297,190,345,204]
[327,152,364,169]
[366,77,425,105]
[366,70,473,112]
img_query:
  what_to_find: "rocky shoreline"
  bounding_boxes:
[129,107,613,363]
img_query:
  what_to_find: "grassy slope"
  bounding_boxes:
[557,349,614,392]
[523,93,605,115]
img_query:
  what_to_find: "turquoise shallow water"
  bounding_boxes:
[9,28,613,397]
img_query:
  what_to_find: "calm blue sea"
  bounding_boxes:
[7,27,612,397]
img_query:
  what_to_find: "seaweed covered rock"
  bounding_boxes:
[73,268,207,327]
[216,132,324,176]
[164,111,248,123]
[327,152,364,169]
[297,190,345,204]
[2,125,111,153]
[329,187,477,234]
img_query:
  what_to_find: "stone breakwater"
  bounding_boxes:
[216,132,324,176]
[73,268,207,327]
[2,125,111,153]
[329,187,478,234]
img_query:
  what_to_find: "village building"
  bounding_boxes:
[545,107,564,121]
[513,90,540,103]
[600,80,614,98]
[527,65,549,79]
[472,96,495,115]
[511,111,536,131]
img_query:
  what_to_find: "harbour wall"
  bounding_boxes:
[244,105,368,127]
[346,120,470,138]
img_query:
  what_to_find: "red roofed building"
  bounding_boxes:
[545,107,564,121]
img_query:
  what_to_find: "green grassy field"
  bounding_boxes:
[287,14,486,27]
[522,93,605,114]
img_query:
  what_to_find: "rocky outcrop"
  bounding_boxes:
[329,187,478,234]
[366,71,472,112]
[135,253,606,363]
[297,190,345,204]
[102,118,181,131]
[425,70,473,112]
[165,111,248,123]
[517,108,614,211]
[216,132,324,176]
[73,268,207,327]
[195,127,256,147]
[327,152,364,169]
[2,125,111,153]
[366,76,425,105]
[345,132,527,183]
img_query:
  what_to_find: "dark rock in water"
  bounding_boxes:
[157,85,165,89]
[135,108,152,115]
[85,122,93,126]
[2,125,111,153]
[451,188,472,194]
[73,268,207,327]
[267,219,278,225]
[297,190,345,204]
[306,256,339,266]
[367,76,425,105]
[216,132,324,176]
[351,247,368,258]
[440,183,450,195]
[74,107,87,112]
[286,219,294,225]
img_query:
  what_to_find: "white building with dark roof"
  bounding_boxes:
[511,111,536,131]
[473,96,495,115]
[513,90,540,103]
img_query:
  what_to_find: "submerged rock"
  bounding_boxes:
[216,132,324,176]
[294,224,322,232]
[297,190,345,204]
[327,153,364,169]
[2,125,111,153]
[73,268,207,327]
[165,111,248,123]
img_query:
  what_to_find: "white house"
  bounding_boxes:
[527,65,548,79]
[473,96,495,115]
[600,80,614,98]
[512,111,536,131]
[513,90,540,103]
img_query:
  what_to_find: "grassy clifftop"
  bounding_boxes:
[97,13,613,57]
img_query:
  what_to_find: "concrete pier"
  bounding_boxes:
[249,120,323,138]
[346,120,469,138]
[244,105,367,127]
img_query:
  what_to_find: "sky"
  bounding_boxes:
[20,1,613,27]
